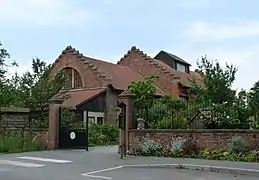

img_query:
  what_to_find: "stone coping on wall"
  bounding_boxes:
[2,128,48,131]
[0,107,30,113]
[128,129,259,133]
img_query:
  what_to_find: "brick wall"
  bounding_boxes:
[28,130,48,148]
[128,129,259,151]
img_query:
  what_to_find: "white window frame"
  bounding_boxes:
[83,111,104,127]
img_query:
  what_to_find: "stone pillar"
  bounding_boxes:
[118,90,135,151]
[47,98,63,150]
[105,85,118,125]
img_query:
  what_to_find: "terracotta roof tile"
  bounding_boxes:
[56,88,106,109]
[85,57,165,95]
[153,59,203,87]
[87,58,143,89]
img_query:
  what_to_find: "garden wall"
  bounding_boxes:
[27,129,48,148]
[128,129,259,151]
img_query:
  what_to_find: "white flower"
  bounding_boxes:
[223,152,229,155]
[226,116,230,119]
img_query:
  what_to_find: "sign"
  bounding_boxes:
[70,132,76,140]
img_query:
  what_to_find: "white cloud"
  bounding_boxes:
[0,0,93,26]
[186,20,259,41]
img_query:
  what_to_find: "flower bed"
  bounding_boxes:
[128,136,259,162]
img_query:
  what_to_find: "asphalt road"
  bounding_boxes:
[84,167,259,180]
[0,146,258,180]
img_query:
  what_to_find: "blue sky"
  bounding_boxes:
[1,0,259,91]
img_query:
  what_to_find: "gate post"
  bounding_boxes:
[47,98,63,150]
[118,90,135,153]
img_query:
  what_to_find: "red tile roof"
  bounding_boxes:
[55,88,106,109]
[153,59,203,87]
[87,58,143,90]
[86,57,165,95]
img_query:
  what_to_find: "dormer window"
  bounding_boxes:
[154,50,191,74]
[176,62,186,73]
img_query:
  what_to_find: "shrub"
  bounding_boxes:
[156,118,172,129]
[227,136,250,154]
[88,124,119,147]
[170,137,186,157]
[155,114,187,129]
[139,139,163,156]
[249,116,259,129]
[202,102,250,129]
[172,114,188,129]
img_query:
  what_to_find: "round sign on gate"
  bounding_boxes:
[70,132,76,140]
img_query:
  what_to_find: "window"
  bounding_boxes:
[97,117,103,124]
[88,116,95,124]
[176,63,186,73]
[63,67,82,89]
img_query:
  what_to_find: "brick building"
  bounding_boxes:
[50,46,203,125]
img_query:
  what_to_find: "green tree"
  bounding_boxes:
[128,75,157,124]
[16,58,67,127]
[191,56,238,104]
[128,76,156,110]
[248,80,259,120]
[0,41,19,106]
[0,41,10,80]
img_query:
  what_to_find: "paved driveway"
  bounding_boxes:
[0,146,258,180]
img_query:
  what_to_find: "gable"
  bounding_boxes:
[117,46,204,92]
[51,46,106,88]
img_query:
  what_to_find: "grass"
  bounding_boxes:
[0,130,45,154]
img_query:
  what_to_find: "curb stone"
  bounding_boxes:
[121,164,259,177]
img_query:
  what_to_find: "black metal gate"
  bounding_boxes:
[59,107,88,149]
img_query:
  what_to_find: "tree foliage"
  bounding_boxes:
[128,76,188,129]
[128,76,156,110]
[248,80,259,120]
[189,56,254,129]
[0,41,19,106]
[0,41,67,127]
[191,56,238,104]
[0,41,11,80]
[18,58,67,110]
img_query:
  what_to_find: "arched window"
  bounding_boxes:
[63,67,82,89]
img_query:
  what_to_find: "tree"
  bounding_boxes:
[235,89,251,123]
[15,58,67,127]
[191,55,238,104]
[189,56,252,129]
[0,41,10,80]
[128,76,156,110]
[0,41,19,106]
[248,80,259,120]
